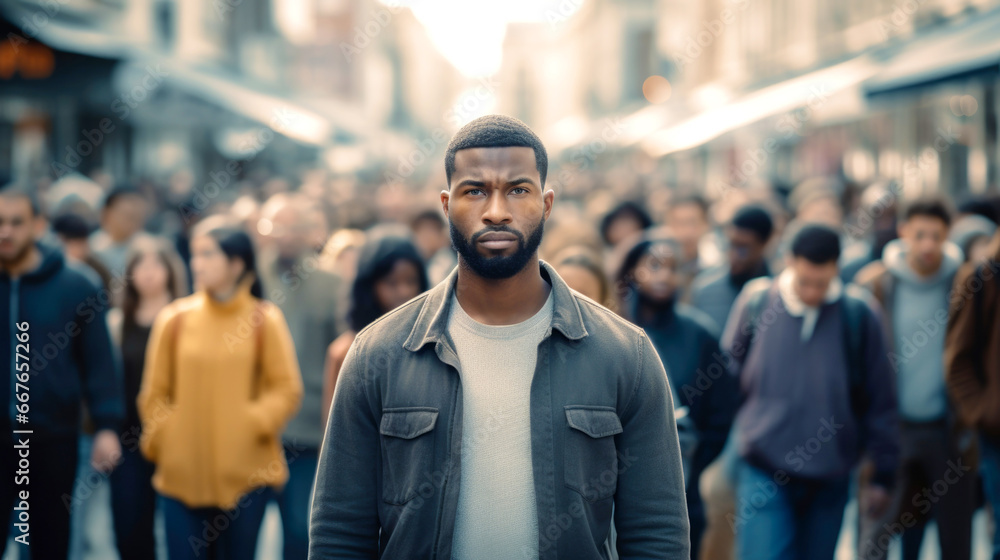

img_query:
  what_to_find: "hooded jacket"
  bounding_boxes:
[855,239,963,422]
[0,242,124,437]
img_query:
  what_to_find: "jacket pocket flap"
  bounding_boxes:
[380,408,439,439]
[565,406,623,438]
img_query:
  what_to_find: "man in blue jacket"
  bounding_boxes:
[0,183,124,559]
[310,115,689,559]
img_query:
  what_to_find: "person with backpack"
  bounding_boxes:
[138,216,303,560]
[722,223,899,560]
[854,198,975,560]
[946,228,1000,560]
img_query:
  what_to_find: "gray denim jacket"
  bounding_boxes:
[309,259,689,560]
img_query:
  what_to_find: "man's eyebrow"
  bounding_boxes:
[455,179,486,188]
[507,177,537,187]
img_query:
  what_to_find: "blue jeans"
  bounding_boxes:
[276,444,319,560]
[161,488,271,560]
[736,460,849,560]
[981,435,1000,560]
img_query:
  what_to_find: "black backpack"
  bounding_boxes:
[742,279,872,443]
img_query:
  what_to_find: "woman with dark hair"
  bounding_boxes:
[321,234,429,426]
[615,231,737,560]
[107,237,187,560]
[137,216,303,560]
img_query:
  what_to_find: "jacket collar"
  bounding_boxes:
[402,259,589,352]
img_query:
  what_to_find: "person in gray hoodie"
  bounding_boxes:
[855,197,975,560]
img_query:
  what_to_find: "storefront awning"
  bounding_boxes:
[865,8,1000,97]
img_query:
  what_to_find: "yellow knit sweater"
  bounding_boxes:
[137,279,303,509]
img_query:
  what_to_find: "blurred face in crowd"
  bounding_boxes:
[412,218,449,261]
[556,264,603,303]
[103,194,148,243]
[899,215,948,275]
[442,146,553,280]
[266,202,309,260]
[727,226,766,277]
[190,234,244,295]
[789,257,839,308]
[605,213,645,248]
[667,202,708,261]
[634,242,678,304]
[131,251,170,300]
[797,196,843,228]
[0,194,40,266]
[374,259,423,312]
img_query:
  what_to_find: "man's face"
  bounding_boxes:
[790,257,839,307]
[442,146,553,280]
[899,215,948,273]
[0,195,38,265]
[267,204,308,260]
[667,203,708,259]
[726,226,765,276]
[103,195,147,242]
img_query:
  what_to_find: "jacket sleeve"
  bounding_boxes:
[945,263,988,428]
[309,334,380,559]
[76,281,125,433]
[861,301,900,489]
[613,331,690,559]
[136,307,179,462]
[247,304,304,439]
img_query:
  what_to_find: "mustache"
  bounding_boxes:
[471,226,525,243]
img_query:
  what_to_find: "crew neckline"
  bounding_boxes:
[449,289,553,341]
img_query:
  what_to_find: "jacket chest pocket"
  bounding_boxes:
[379,407,440,506]
[563,406,623,503]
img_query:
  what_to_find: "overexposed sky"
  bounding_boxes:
[385,0,586,77]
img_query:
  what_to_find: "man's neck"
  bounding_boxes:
[3,245,41,279]
[454,257,551,326]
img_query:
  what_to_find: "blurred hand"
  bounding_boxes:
[862,484,891,518]
[91,429,122,473]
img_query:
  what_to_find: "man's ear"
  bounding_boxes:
[440,189,450,220]
[543,188,555,220]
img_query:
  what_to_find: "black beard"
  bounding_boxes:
[449,217,545,280]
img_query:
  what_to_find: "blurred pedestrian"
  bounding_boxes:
[616,232,737,560]
[946,227,1000,560]
[665,193,714,293]
[258,193,345,560]
[409,208,456,287]
[138,217,303,560]
[51,212,113,290]
[310,115,689,559]
[552,245,610,307]
[321,234,429,427]
[855,198,975,560]
[600,200,652,249]
[89,185,150,278]
[690,203,774,333]
[107,237,188,560]
[950,213,996,264]
[723,223,899,560]
[0,183,125,559]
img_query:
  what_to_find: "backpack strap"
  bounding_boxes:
[744,277,774,352]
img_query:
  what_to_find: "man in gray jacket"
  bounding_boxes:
[309,115,689,559]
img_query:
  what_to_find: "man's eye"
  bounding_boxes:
[512,187,528,194]
[467,188,483,196]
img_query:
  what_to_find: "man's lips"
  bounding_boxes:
[478,232,517,250]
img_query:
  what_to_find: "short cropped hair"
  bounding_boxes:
[730,204,774,244]
[0,182,41,216]
[902,197,952,227]
[790,223,841,264]
[444,115,548,187]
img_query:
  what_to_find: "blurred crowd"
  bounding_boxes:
[3,159,1000,560]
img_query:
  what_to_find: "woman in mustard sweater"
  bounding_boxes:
[138,216,303,560]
